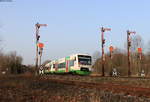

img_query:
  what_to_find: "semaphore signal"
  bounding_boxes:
[127,30,136,77]
[35,22,47,75]
[101,27,111,76]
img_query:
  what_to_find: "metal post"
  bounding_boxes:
[35,23,47,75]
[109,46,114,76]
[127,30,136,77]
[127,30,131,77]
[138,48,142,76]
[39,48,43,67]
[101,27,105,76]
[139,53,142,74]
[101,27,111,76]
[35,23,40,75]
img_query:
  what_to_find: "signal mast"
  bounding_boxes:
[127,30,136,77]
[35,23,47,74]
[101,27,111,76]
[109,46,114,59]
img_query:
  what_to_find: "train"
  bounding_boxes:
[40,53,92,75]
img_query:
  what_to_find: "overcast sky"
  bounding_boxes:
[0,0,150,65]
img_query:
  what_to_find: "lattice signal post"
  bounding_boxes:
[101,27,111,76]
[35,23,47,75]
[127,30,136,77]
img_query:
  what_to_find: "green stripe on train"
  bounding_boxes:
[70,70,91,75]
[44,70,66,74]
[44,69,91,75]
[55,70,66,73]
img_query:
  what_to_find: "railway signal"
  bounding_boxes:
[137,47,143,76]
[138,47,142,60]
[101,27,111,76]
[127,30,136,77]
[37,43,44,48]
[109,45,114,76]
[38,43,44,67]
[109,46,114,59]
[35,22,47,75]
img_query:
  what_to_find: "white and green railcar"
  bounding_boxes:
[44,53,92,75]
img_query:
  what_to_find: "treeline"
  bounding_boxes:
[93,49,150,77]
[92,35,150,76]
[0,51,34,75]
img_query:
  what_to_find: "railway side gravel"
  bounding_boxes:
[0,75,150,102]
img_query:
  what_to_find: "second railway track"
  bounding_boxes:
[39,75,150,98]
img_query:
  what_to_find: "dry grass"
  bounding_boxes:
[0,75,150,102]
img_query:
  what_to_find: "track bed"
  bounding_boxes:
[0,75,150,102]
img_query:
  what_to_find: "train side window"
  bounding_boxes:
[53,64,55,68]
[58,62,66,68]
[69,60,74,67]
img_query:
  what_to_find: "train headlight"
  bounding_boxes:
[90,68,93,71]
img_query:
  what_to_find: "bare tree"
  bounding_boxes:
[92,49,128,76]
[0,37,2,52]
[7,51,23,74]
[0,51,23,74]
[146,40,150,55]
[92,51,101,65]
[131,35,144,53]
[130,35,144,76]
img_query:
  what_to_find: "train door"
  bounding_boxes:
[65,56,70,73]
[66,60,69,72]
[55,63,58,72]
[75,55,78,69]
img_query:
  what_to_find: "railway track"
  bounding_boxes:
[41,74,150,81]
[40,75,150,98]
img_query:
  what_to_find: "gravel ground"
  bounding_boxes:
[0,75,150,102]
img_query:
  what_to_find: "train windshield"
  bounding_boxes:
[78,55,92,65]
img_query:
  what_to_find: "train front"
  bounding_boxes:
[76,54,92,75]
